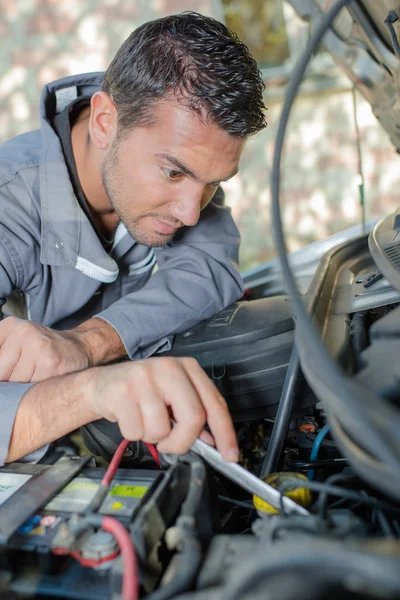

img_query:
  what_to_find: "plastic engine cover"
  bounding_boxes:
[165,297,295,420]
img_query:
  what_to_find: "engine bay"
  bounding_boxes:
[1,220,399,600]
[1,1,400,599]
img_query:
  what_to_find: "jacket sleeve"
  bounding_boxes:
[96,202,244,359]
[0,231,48,465]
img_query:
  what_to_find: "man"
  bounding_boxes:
[0,12,266,465]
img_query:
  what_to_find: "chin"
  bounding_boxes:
[129,227,175,247]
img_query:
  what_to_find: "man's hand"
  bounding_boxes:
[7,356,239,464]
[0,316,125,382]
[86,356,239,461]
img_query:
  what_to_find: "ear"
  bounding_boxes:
[88,91,117,150]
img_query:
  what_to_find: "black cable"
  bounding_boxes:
[260,345,300,477]
[218,495,254,509]
[147,536,202,600]
[279,478,400,515]
[270,0,400,497]
[180,456,206,517]
[376,509,395,538]
[221,545,400,600]
[392,520,400,536]
[146,456,205,600]
[304,432,337,449]
[316,472,354,518]
[286,457,348,470]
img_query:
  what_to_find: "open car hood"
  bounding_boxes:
[288,0,400,151]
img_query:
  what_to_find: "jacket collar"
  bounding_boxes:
[39,73,126,283]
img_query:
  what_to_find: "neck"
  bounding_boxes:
[71,110,119,237]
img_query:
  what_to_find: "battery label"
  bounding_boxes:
[62,480,99,493]
[45,477,151,516]
[0,473,32,507]
[100,482,151,517]
[45,477,99,512]
[109,485,148,498]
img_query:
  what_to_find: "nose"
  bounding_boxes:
[171,186,205,227]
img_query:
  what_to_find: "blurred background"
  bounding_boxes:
[1,0,400,272]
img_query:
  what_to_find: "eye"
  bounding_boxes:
[165,169,183,180]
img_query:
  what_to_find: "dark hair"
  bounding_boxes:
[102,11,267,137]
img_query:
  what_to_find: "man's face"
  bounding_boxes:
[100,99,245,247]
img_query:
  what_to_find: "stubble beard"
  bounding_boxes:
[101,145,175,248]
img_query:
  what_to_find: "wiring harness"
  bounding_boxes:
[271,0,400,502]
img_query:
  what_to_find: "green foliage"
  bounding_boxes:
[222,0,290,67]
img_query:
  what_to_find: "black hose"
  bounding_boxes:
[316,472,354,518]
[279,478,400,515]
[224,546,400,600]
[304,432,337,449]
[286,457,348,470]
[218,495,253,509]
[376,510,396,538]
[260,346,299,477]
[180,456,206,518]
[270,0,400,497]
[146,536,202,600]
[145,455,206,600]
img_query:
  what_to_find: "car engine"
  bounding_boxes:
[0,1,399,599]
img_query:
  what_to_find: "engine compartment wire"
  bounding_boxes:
[308,424,331,480]
[279,478,400,516]
[270,0,400,499]
[55,438,160,600]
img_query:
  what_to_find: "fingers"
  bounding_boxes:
[107,363,172,444]
[199,430,215,446]
[180,358,238,462]
[0,318,42,381]
[134,391,171,444]
[0,318,22,381]
[154,358,238,462]
[0,317,91,382]
[91,357,237,462]
[153,359,207,454]
[0,347,22,381]
[0,316,18,344]
[117,399,145,442]
[10,353,35,383]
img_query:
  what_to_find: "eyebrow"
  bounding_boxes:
[155,152,238,185]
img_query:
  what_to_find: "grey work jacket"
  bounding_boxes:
[0,72,243,465]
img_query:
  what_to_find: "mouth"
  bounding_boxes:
[153,218,180,235]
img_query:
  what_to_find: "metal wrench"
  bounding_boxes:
[190,438,310,516]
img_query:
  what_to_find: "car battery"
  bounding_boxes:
[0,455,201,599]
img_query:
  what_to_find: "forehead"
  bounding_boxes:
[122,98,244,166]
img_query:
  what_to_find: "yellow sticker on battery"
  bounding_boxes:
[64,480,99,492]
[109,485,148,498]
[111,501,126,510]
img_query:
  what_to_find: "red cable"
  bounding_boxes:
[143,442,161,467]
[69,549,120,568]
[102,439,160,486]
[54,520,139,599]
[53,439,158,599]
[101,438,131,486]
[102,516,139,600]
